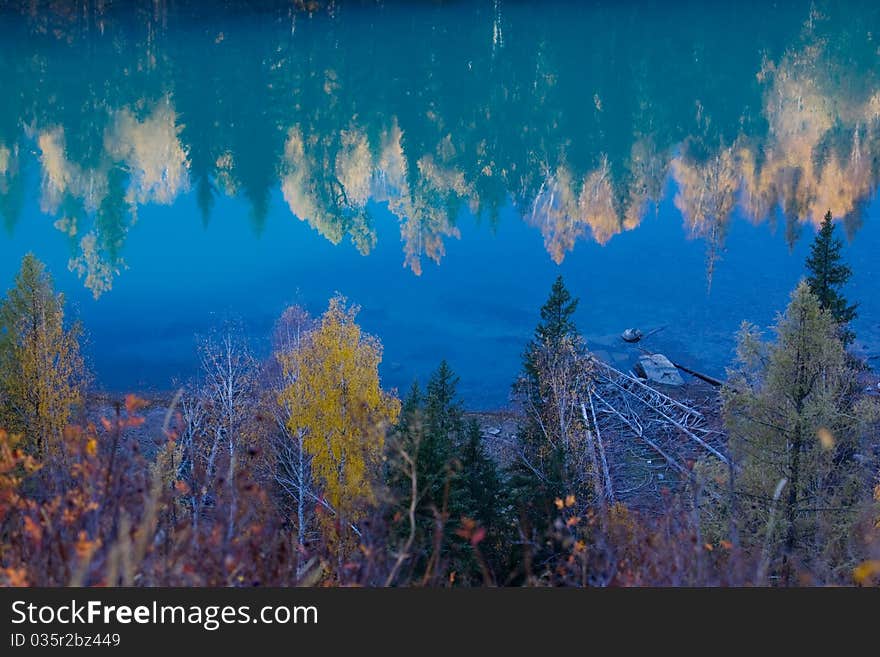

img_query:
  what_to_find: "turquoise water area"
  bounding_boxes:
[0,1,878,407]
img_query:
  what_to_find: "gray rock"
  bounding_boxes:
[621,328,643,343]
[633,353,685,386]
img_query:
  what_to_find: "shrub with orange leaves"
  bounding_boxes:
[0,430,40,523]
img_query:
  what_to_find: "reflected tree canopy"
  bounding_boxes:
[1,0,878,296]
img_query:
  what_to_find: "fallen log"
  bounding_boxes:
[669,360,724,387]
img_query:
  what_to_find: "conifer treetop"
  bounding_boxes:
[805,210,857,329]
[534,275,579,348]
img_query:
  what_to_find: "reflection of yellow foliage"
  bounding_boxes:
[36,99,190,216]
[0,144,12,194]
[281,122,464,273]
[371,123,463,275]
[36,128,73,209]
[104,100,190,205]
[335,128,372,207]
[528,166,583,264]
[811,131,872,222]
[579,157,619,245]
[527,157,621,264]
[527,38,880,262]
[623,138,666,231]
[53,216,77,237]
[373,122,408,197]
[33,98,189,298]
[68,233,125,300]
[671,146,739,287]
[37,127,108,214]
[671,147,738,239]
[322,68,340,96]
[739,41,880,226]
[869,92,880,119]
[281,128,320,226]
[737,145,773,223]
[394,155,464,275]
[416,152,468,197]
[398,212,460,275]
[280,127,376,254]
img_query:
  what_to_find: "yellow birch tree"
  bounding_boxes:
[279,295,399,544]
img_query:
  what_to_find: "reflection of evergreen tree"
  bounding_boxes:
[96,166,129,268]
[175,25,227,227]
[0,16,27,233]
[0,145,24,234]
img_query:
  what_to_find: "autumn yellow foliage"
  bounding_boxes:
[279,296,400,533]
[0,255,87,457]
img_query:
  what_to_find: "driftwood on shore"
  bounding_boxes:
[586,356,729,508]
[667,360,724,387]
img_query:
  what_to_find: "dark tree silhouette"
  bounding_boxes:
[805,211,857,344]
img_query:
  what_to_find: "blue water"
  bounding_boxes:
[1,1,878,408]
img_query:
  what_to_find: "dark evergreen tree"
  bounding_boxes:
[455,419,508,582]
[518,274,580,421]
[508,276,583,567]
[534,275,579,348]
[386,361,511,584]
[459,419,503,526]
[806,211,858,344]
[424,361,464,463]
[385,362,467,581]
[395,381,423,437]
[414,361,463,517]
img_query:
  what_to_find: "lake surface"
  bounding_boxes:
[1,1,879,408]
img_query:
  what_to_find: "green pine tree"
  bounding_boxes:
[805,211,857,343]
[722,281,875,583]
[394,381,423,447]
[416,361,463,517]
[424,360,463,465]
[456,418,507,583]
[385,362,468,582]
[460,419,503,525]
[509,276,584,557]
[519,275,580,405]
[528,275,578,364]
[385,361,514,584]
